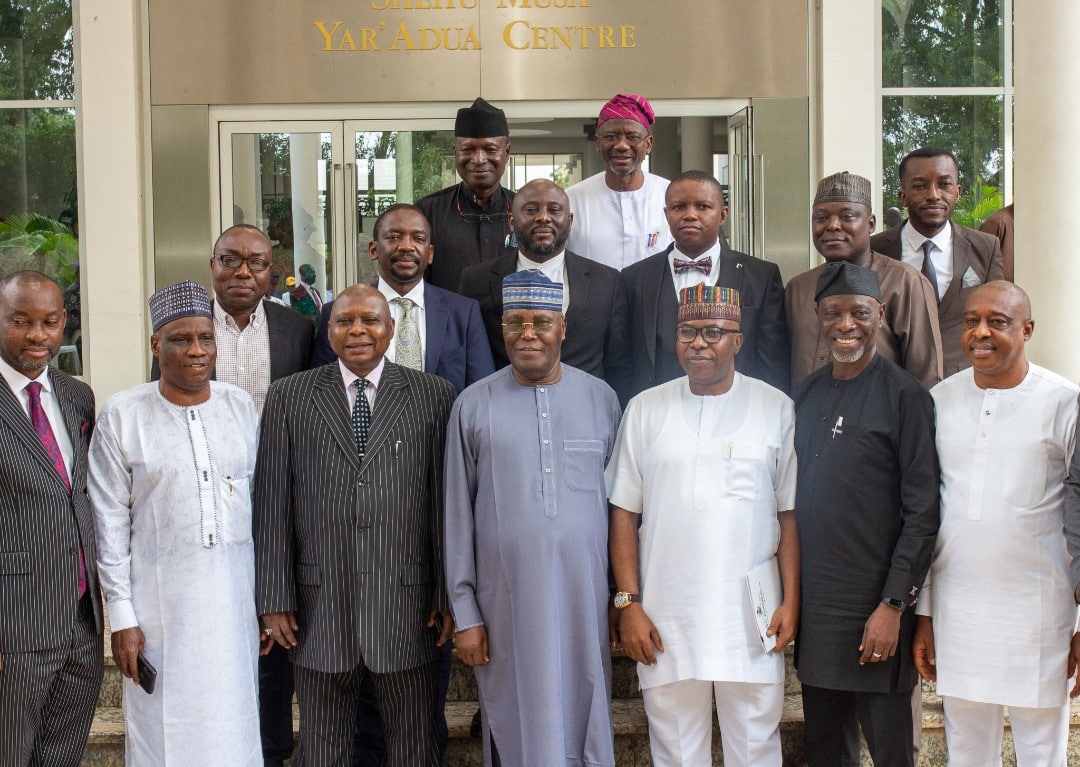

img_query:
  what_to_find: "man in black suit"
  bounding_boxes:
[151,225,314,766]
[622,170,790,399]
[871,147,1004,376]
[459,178,630,396]
[311,205,494,395]
[255,285,455,767]
[0,271,102,766]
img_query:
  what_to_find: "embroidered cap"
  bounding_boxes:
[813,171,872,208]
[502,269,563,313]
[814,261,882,303]
[455,97,509,138]
[597,93,656,129]
[148,280,213,331]
[678,284,741,324]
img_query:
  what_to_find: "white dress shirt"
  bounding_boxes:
[667,240,723,297]
[0,356,73,477]
[900,220,954,299]
[378,278,427,367]
[517,251,570,312]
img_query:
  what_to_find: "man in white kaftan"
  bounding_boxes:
[608,284,800,767]
[445,270,621,767]
[89,281,262,766]
[565,93,672,270]
[913,282,1080,767]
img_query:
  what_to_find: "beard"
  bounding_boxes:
[523,232,570,260]
[831,344,866,364]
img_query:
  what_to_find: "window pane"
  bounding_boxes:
[882,95,1004,225]
[0,2,75,100]
[882,0,1002,88]
[0,107,80,372]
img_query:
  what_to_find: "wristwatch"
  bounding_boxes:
[881,598,906,612]
[613,592,642,609]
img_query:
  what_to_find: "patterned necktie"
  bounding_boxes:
[673,256,712,275]
[392,296,422,370]
[921,240,940,302]
[25,381,86,598]
[351,379,371,461]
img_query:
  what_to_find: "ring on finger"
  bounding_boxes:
[263,627,273,637]
[872,651,883,658]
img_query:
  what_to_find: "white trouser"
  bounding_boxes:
[941,694,1069,767]
[641,679,782,767]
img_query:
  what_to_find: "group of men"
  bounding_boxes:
[2,88,1074,767]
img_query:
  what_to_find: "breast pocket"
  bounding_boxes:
[1002,450,1048,509]
[717,443,771,503]
[222,474,253,544]
[564,439,605,493]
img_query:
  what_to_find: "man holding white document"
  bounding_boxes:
[608,284,800,767]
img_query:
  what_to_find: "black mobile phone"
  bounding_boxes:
[136,652,157,695]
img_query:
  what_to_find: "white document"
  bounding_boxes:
[745,557,783,652]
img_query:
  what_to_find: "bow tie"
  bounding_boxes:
[673,257,712,275]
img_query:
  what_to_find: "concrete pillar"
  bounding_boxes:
[679,117,713,175]
[1014,3,1080,380]
[75,0,148,401]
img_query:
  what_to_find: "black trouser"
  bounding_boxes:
[802,683,915,767]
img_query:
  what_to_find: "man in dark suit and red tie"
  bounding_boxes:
[256,285,456,766]
[0,270,102,766]
[622,170,790,399]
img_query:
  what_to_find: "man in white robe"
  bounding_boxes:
[445,270,621,767]
[608,284,800,767]
[913,281,1080,767]
[89,281,261,766]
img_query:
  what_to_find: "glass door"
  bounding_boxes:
[727,106,763,261]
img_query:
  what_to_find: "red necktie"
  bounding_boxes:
[673,257,712,275]
[25,381,87,599]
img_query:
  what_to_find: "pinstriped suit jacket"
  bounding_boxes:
[0,371,102,652]
[254,361,455,675]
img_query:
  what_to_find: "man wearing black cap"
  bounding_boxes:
[793,262,940,767]
[417,97,517,292]
[785,171,942,392]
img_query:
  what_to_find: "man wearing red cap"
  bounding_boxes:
[566,93,673,271]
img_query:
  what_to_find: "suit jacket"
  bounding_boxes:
[310,282,495,395]
[622,242,790,399]
[0,372,102,652]
[871,222,1004,375]
[254,362,455,675]
[458,251,631,396]
[151,299,314,383]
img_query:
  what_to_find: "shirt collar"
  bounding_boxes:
[214,297,266,331]
[338,356,385,392]
[671,240,722,264]
[0,353,52,396]
[377,278,426,310]
[517,251,566,273]
[902,220,952,252]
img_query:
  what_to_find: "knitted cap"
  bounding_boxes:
[678,284,741,323]
[502,269,563,312]
[814,172,871,208]
[149,280,213,331]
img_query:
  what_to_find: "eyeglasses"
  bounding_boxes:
[456,186,510,224]
[502,319,557,335]
[214,254,272,273]
[596,132,649,147]
[676,325,742,344]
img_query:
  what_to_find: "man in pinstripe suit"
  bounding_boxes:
[0,271,103,766]
[255,284,455,766]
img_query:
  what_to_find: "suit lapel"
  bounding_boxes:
[312,365,361,470]
[423,288,448,373]
[939,222,968,314]
[0,375,69,489]
[564,253,591,324]
[646,248,675,366]
[487,255,516,314]
[264,302,286,381]
[714,243,746,295]
[366,362,410,465]
[51,373,86,488]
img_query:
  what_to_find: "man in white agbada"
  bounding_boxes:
[565,92,672,270]
[913,281,1080,767]
[608,284,800,767]
[89,281,262,765]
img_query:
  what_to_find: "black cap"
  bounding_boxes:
[814,261,881,303]
[455,97,508,138]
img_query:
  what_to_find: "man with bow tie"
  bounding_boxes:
[622,170,789,401]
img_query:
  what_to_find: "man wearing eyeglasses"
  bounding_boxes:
[151,224,313,765]
[565,92,673,270]
[445,270,621,767]
[608,284,799,767]
[417,97,518,293]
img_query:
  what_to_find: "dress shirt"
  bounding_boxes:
[0,355,73,478]
[901,221,953,300]
[516,251,570,312]
[213,299,272,414]
[378,278,427,367]
[667,240,723,297]
[339,357,384,414]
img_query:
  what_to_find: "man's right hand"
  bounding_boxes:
[112,626,146,686]
[618,605,664,665]
[912,614,937,682]
[455,626,489,666]
[260,611,300,652]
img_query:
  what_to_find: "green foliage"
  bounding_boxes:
[0,212,78,284]
[0,1,74,100]
[952,178,1002,229]
[411,131,456,200]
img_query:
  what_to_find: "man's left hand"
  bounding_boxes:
[859,603,901,665]
[766,600,798,652]
[1069,632,1080,698]
[429,610,454,647]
